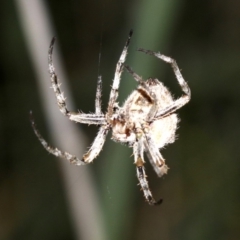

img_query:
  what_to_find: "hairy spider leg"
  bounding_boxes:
[134,139,162,205]
[82,125,109,163]
[30,111,109,164]
[143,130,169,177]
[137,48,191,120]
[31,41,108,165]
[30,112,86,165]
[107,30,133,118]
[48,38,105,125]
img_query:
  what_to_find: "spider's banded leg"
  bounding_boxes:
[124,65,156,96]
[124,65,159,120]
[133,139,162,205]
[124,65,144,84]
[48,37,72,116]
[69,113,106,125]
[48,38,106,125]
[138,48,191,116]
[107,30,133,118]
[30,112,87,165]
[95,76,102,114]
[82,125,109,163]
[143,130,169,177]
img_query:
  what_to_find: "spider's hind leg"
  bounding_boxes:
[133,138,162,206]
[143,131,169,177]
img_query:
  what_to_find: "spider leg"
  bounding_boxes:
[107,30,133,118]
[144,146,168,177]
[138,48,191,119]
[143,129,169,177]
[153,97,189,120]
[82,125,109,163]
[134,138,162,205]
[48,38,105,125]
[95,76,102,114]
[30,112,86,165]
[69,113,106,125]
[124,65,144,84]
[30,111,108,165]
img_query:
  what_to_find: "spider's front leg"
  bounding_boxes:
[107,30,133,118]
[133,138,162,206]
[138,48,191,119]
[30,112,109,165]
[48,38,105,125]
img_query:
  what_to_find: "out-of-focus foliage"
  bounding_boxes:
[0,0,240,239]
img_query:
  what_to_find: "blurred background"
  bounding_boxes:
[1,0,240,239]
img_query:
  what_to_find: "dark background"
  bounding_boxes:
[1,0,240,239]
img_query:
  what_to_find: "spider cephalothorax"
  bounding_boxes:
[31,30,191,205]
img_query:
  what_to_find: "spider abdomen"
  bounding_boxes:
[150,114,178,148]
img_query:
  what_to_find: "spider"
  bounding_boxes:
[30,30,191,205]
